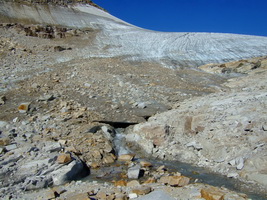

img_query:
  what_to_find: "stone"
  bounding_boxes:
[18,102,30,113]
[143,178,156,184]
[262,124,267,131]
[0,95,6,105]
[0,147,5,154]
[118,154,135,162]
[156,165,167,172]
[57,154,72,164]
[103,155,116,164]
[0,137,10,146]
[115,193,127,200]
[159,175,190,187]
[140,161,152,168]
[128,165,142,179]
[127,180,140,187]
[236,157,244,170]
[223,193,247,200]
[43,142,62,153]
[0,121,8,128]
[201,186,225,200]
[129,193,138,199]
[132,186,151,195]
[114,180,127,187]
[51,158,88,185]
[5,144,17,151]
[65,193,90,200]
[136,190,175,200]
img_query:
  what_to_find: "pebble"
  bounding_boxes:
[129,193,138,199]
[18,102,31,113]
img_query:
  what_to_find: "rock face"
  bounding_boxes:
[0,1,267,67]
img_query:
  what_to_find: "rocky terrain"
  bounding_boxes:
[0,1,267,200]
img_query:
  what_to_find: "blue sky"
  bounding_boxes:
[93,0,267,36]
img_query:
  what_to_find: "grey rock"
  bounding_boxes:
[51,158,88,185]
[128,164,141,179]
[236,157,244,170]
[262,124,267,131]
[136,190,175,200]
[0,121,8,128]
[43,142,62,153]
[186,141,203,150]
[0,147,5,154]
[5,144,17,151]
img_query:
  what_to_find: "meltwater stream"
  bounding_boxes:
[85,128,267,200]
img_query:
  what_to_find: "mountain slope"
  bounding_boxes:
[1,1,267,67]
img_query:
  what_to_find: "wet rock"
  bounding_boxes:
[18,102,31,113]
[136,190,175,200]
[118,154,135,162]
[57,153,72,164]
[0,137,10,146]
[128,165,142,179]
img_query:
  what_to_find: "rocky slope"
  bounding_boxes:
[125,58,267,194]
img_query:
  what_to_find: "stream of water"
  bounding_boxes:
[85,129,267,200]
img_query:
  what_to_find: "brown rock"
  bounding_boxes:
[143,177,156,184]
[0,137,10,146]
[96,191,107,200]
[127,180,140,187]
[103,154,116,164]
[115,193,127,200]
[132,186,151,195]
[114,180,127,187]
[140,161,152,168]
[57,153,72,164]
[159,175,190,187]
[18,102,30,113]
[156,165,167,172]
[90,162,100,169]
[118,154,135,161]
[201,186,225,200]
[65,193,90,200]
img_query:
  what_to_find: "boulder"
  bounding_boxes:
[114,180,127,187]
[51,157,89,185]
[128,165,142,179]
